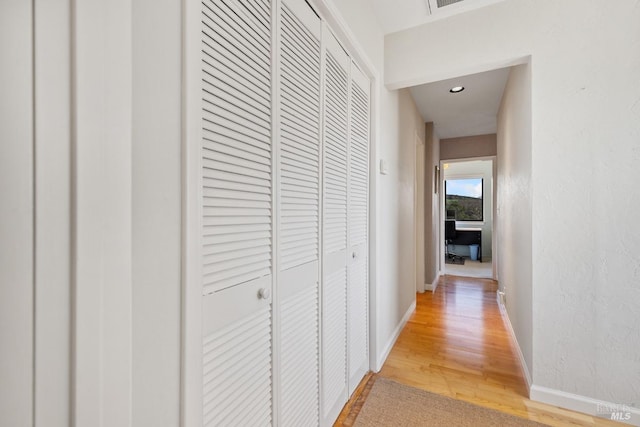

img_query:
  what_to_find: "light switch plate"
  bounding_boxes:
[380,159,388,175]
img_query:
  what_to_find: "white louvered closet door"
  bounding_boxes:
[277,0,321,426]
[199,0,274,425]
[348,63,370,395]
[321,31,351,427]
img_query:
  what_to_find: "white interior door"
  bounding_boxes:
[321,30,350,426]
[199,0,274,425]
[187,2,372,425]
[347,63,370,394]
[277,0,322,425]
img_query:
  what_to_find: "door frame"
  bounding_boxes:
[414,132,425,293]
[439,156,497,280]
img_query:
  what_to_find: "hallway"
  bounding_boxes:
[339,275,621,426]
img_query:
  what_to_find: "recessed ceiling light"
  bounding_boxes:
[449,86,465,93]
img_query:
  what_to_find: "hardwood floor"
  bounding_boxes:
[336,275,622,426]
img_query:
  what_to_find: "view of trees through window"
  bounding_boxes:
[445,178,483,221]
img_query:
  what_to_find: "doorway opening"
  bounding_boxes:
[441,158,495,279]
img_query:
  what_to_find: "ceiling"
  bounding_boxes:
[371,0,509,35]
[370,0,513,139]
[408,67,511,139]
[370,0,430,35]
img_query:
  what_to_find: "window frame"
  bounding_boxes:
[444,177,484,222]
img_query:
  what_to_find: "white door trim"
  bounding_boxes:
[414,132,425,293]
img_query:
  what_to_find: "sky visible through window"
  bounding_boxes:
[445,178,483,221]
[446,178,482,198]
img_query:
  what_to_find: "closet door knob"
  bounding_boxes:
[258,287,271,300]
[352,251,357,259]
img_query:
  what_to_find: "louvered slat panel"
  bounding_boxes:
[280,285,319,427]
[349,82,369,246]
[349,258,368,377]
[322,267,347,417]
[199,0,273,423]
[203,306,272,427]
[201,0,272,296]
[243,0,271,29]
[279,3,321,272]
[323,52,349,255]
[276,3,321,426]
[347,66,370,395]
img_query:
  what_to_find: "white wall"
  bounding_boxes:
[34,0,72,425]
[443,159,493,260]
[385,0,640,410]
[2,3,76,426]
[1,2,183,426]
[497,64,532,378]
[0,2,34,425]
[73,1,133,425]
[329,0,425,369]
[440,133,497,161]
[132,1,182,425]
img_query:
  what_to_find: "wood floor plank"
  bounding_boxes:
[335,275,623,426]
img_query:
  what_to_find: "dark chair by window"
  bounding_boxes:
[445,219,459,260]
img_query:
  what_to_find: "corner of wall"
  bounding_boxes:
[424,272,440,293]
[496,61,533,388]
[497,293,532,391]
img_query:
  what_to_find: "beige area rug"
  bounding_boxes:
[353,377,547,427]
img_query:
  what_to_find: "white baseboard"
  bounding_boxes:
[530,385,640,426]
[424,273,440,292]
[497,294,639,426]
[496,293,532,391]
[374,300,416,372]
[497,290,505,306]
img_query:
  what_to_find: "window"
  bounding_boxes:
[445,178,483,221]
